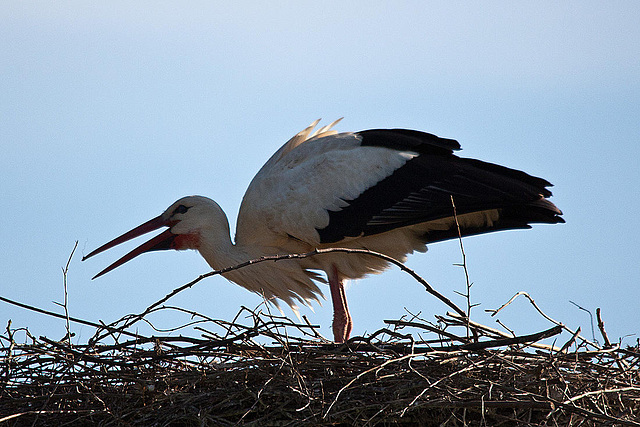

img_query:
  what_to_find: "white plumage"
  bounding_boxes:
[83,120,563,342]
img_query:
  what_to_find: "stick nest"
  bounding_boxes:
[2,304,639,426]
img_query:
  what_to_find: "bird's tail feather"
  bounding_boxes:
[420,198,564,244]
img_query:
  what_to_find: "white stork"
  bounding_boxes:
[83,120,563,343]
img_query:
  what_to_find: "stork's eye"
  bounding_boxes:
[174,205,189,215]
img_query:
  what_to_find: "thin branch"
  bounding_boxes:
[569,300,596,344]
[446,311,562,352]
[450,195,473,341]
[324,353,416,418]
[384,319,468,344]
[0,295,143,340]
[557,327,581,354]
[452,325,562,352]
[94,248,466,341]
[596,307,613,349]
[561,386,640,406]
[486,291,601,350]
[60,241,78,346]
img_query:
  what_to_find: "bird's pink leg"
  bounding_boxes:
[328,265,353,343]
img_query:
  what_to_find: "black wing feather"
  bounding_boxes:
[358,129,461,153]
[317,129,563,244]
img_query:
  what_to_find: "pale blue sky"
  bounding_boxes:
[2,2,639,345]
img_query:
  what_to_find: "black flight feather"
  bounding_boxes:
[317,129,563,244]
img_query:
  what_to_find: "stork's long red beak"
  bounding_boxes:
[82,215,176,279]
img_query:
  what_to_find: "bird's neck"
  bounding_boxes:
[196,226,251,272]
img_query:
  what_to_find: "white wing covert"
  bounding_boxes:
[236,125,415,247]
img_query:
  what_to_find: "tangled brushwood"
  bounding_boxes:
[1,302,639,426]
[2,245,640,425]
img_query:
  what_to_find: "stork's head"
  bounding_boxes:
[83,196,228,279]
